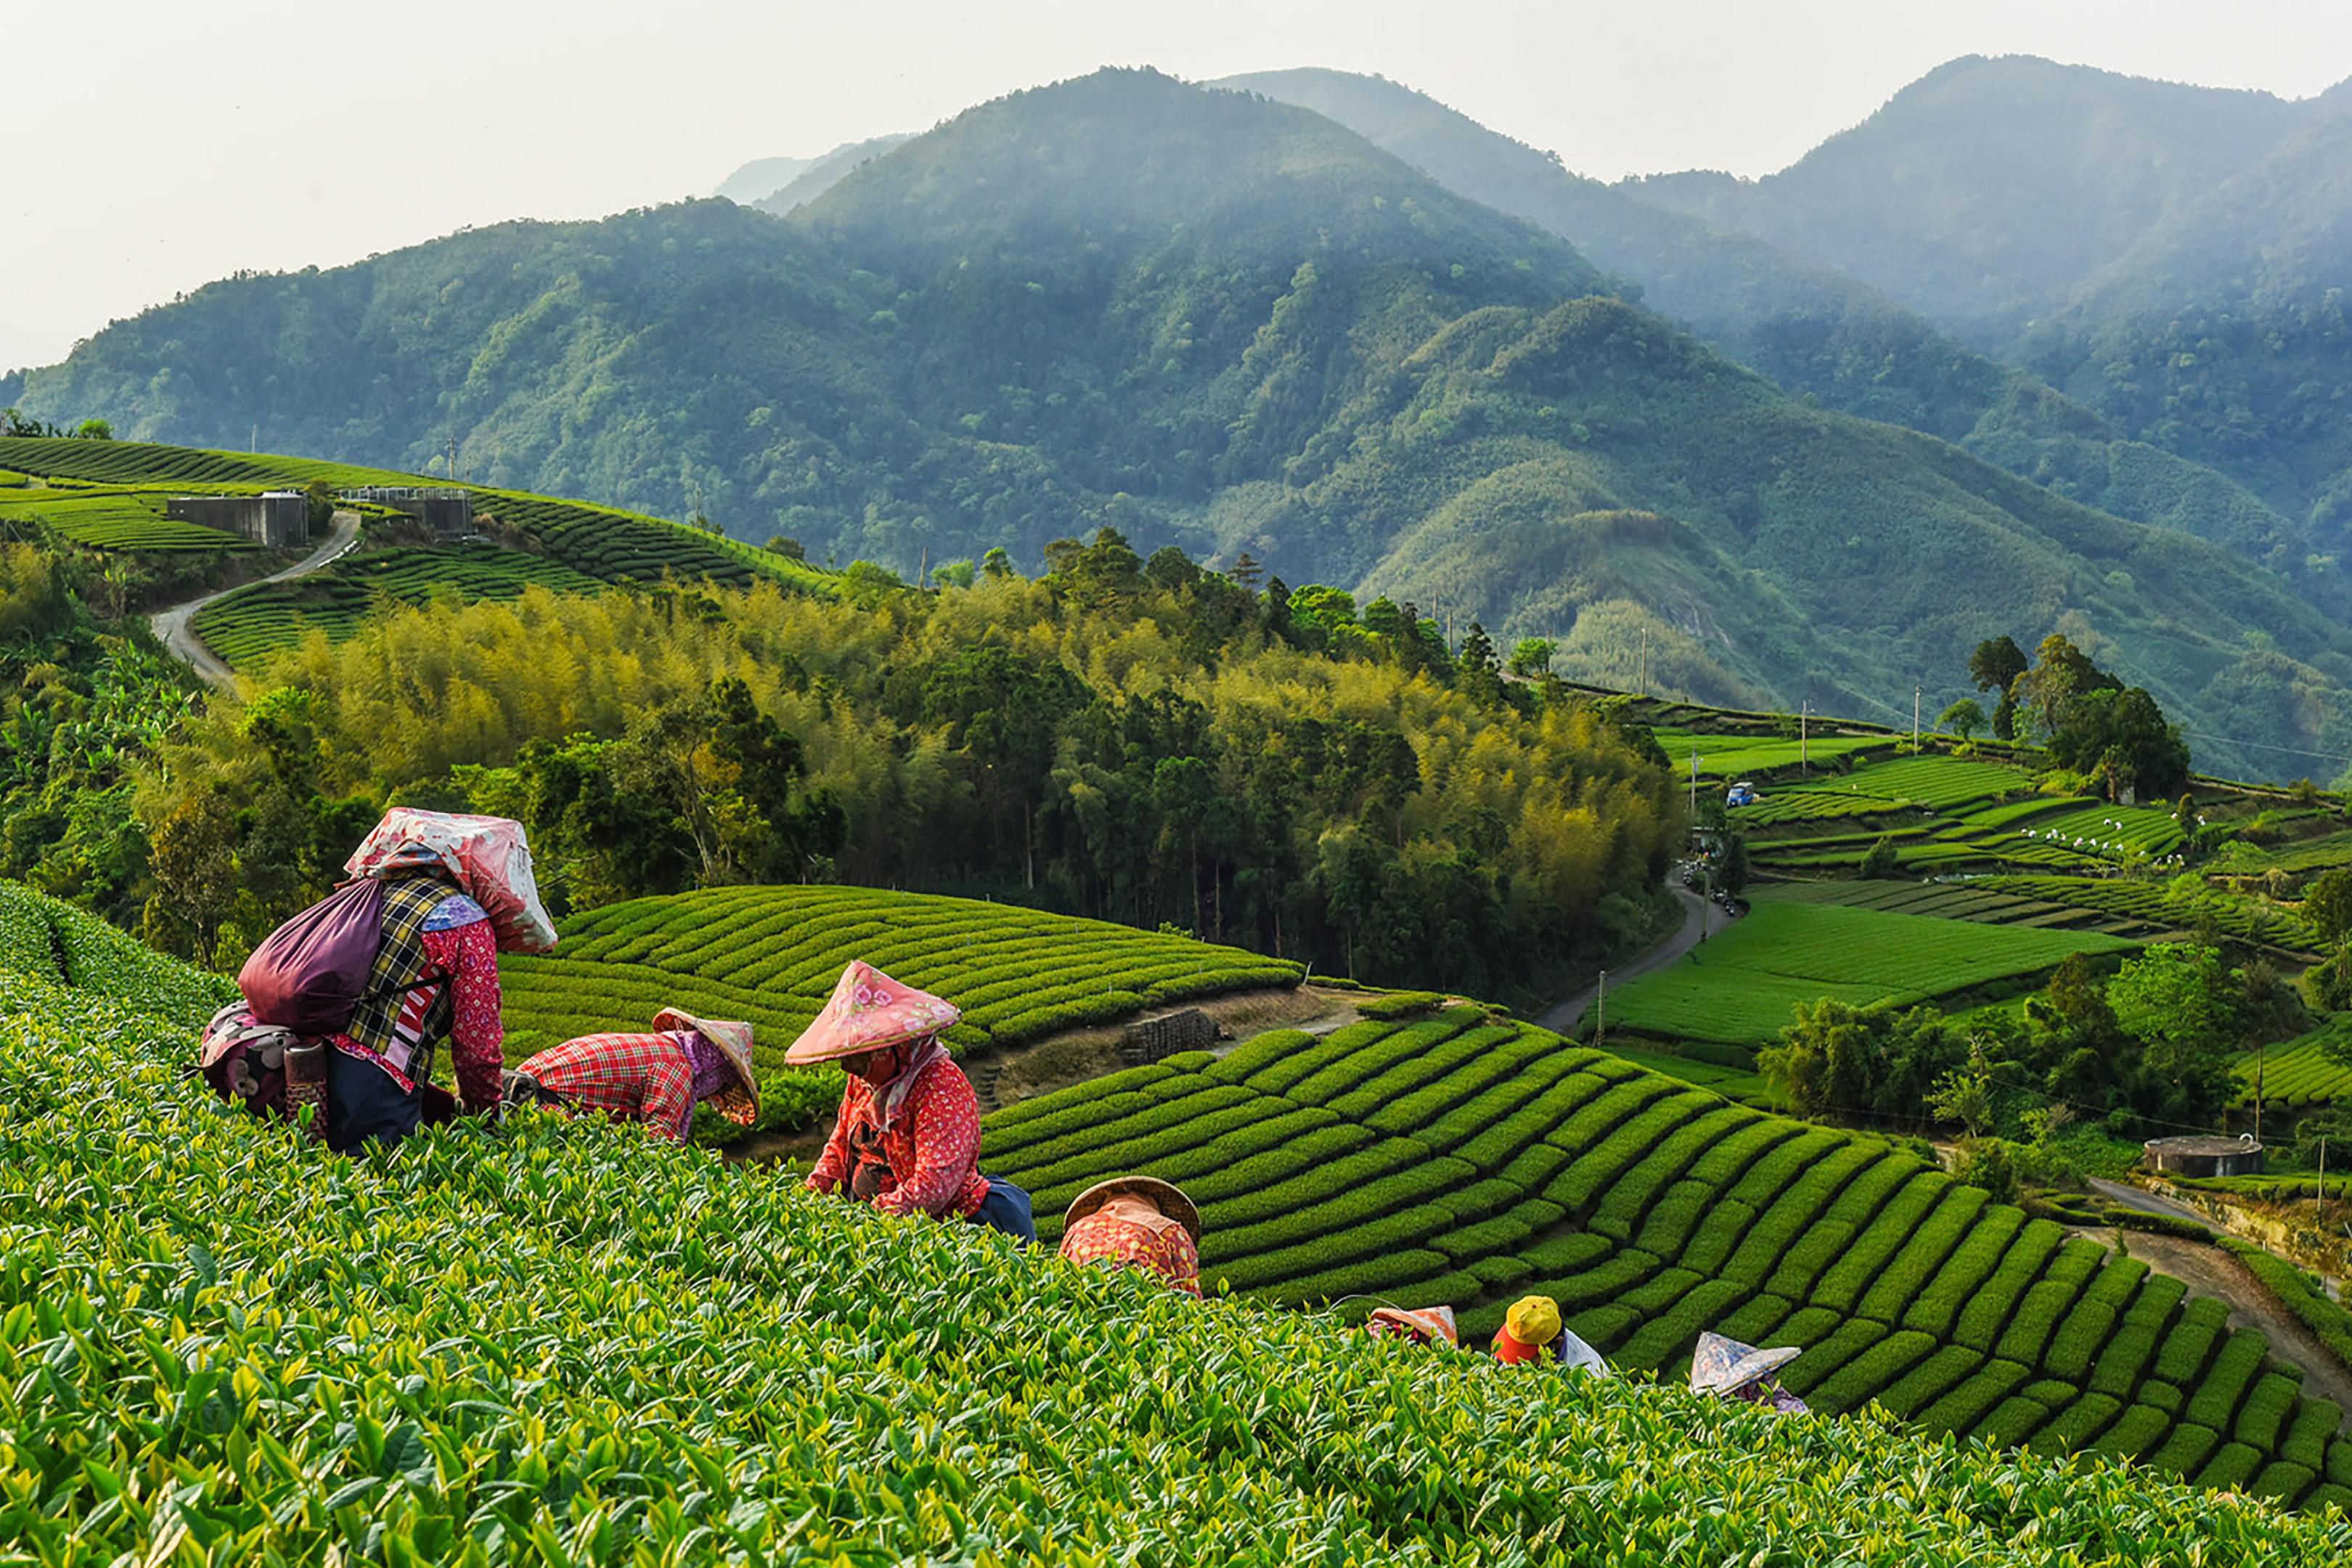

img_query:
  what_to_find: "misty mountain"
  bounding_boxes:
[714,154,817,203]
[2017,107,2352,533]
[12,68,2349,777]
[1618,54,2321,345]
[1215,68,2333,603]
[748,134,915,213]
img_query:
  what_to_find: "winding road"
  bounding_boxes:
[1537,878,1717,1036]
[147,510,361,686]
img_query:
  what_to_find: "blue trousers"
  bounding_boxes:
[968,1172,1036,1244]
[326,1049,424,1153]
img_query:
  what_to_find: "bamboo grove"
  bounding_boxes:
[128,531,1683,1005]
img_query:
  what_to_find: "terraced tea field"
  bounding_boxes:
[0,483,261,552]
[1654,730,1889,777]
[0,436,830,595]
[191,543,608,667]
[497,885,1303,1128]
[982,1007,2352,1509]
[2238,1018,2352,1110]
[12,916,2345,1559]
[1597,894,2138,1048]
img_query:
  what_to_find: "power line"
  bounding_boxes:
[2178,731,2352,766]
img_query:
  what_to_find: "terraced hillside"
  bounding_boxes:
[984,1007,2352,1509]
[0,438,834,664]
[1601,891,2139,1051]
[498,885,1304,1130]
[0,483,264,553]
[9,924,2342,1563]
[191,543,608,666]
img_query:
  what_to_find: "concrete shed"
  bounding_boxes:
[2142,1135,2264,1179]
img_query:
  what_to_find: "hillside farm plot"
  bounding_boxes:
[191,543,609,667]
[0,436,833,595]
[1597,897,2138,1048]
[1998,802,2187,863]
[978,1000,2352,1509]
[1729,788,1916,826]
[497,884,1302,1129]
[1975,875,2314,952]
[1835,754,2037,809]
[0,486,261,552]
[1653,730,1889,779]
[9,942,2348,1556]
[2237,1019,2352,1109]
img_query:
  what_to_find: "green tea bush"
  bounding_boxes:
[1355,989,1443,1019]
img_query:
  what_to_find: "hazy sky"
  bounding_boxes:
[9,0,2351,374]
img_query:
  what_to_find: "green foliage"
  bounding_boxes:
[23,966,2350,1562]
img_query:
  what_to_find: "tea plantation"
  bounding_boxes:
[10,962,2346,1561]
[982,1004,2352,1511]
[0,438,832,619]
[190,543,608,667]
[497,884,1304,1129]
[0,484,261,553]
[1598,893,2138,1049]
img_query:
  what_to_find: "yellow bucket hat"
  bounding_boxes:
[1495,1294,1563,1363]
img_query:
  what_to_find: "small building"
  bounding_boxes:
[2142,1135,2264,1179]
[341,486,473,537]
[166,492,309,548]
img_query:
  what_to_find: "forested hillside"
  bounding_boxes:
[1602,54,2352,564]
[12,69,2352,775]
[1217,68,2335,604]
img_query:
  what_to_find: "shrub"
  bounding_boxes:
[1951,1219,2066,1350]
[2194,1442,2265,1492]
[1811,1330,1937,1413]
[1469,1254,1535,1291]
[2152,1298,2233,1387]
[1916,1360,2030,1436]
[1974,1395,2057,1447]
[2232,1373,2301,1453]
[1206,1027,1318,1085]
[2184,1331,2271,1433]
[2098,1404,2174,1459]
[2103,1206,2210,1239]
[1356,989,1443,1020]
[2049,1394,2136,1463]
[2149,1423,2222,1479]
[1878,1345,1983,1420]
[2251,1461,2318,1506]
[2088,1275,2186,1397]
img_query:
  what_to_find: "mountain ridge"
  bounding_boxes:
[12,66,2350,779]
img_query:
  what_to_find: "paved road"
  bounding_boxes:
[148,510,361,686]
[2087,1176,2222,1233]
[1537,878,1718,1036]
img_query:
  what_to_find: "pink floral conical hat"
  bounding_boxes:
[783,960,961,1065]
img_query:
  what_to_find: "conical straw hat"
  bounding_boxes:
[783,960,961,1066]
[652,1008,760,1126]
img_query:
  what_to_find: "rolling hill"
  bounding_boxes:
[10,69,2352,776]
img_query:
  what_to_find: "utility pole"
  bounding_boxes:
[1914,686,1922,751]
[1596,971,1607,1048]
[1689,751,1700,821]
[250,423,258,454]
[2319,1136,2327,1217]
[1801,701,1810,775]
[1639,625,1649,696]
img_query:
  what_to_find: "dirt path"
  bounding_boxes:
[2082,1226,2352,1425]
[1536,878,1715,1036]
[148,510,362,686]
[2087,1177,2220,1232]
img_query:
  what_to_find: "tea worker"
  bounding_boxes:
[505,1009,760,1142]
[792,961,1036,1242]
[1689,1331,1808,1414]
[1364,1303,1460,1347]
[1492,1295,1611,1372]
[1058,1175,1202,1294]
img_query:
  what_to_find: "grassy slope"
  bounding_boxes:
[4,902,2348,1559]
[1601,895,2138,1048]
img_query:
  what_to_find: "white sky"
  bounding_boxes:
[7,0,2351,374]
